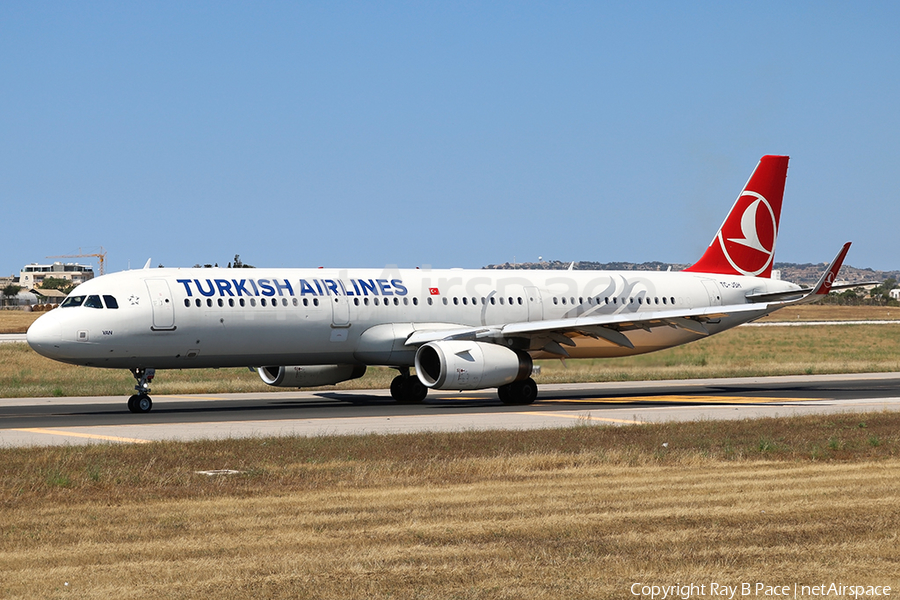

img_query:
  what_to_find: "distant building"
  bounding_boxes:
[20,262,94,288]
[890,288,900,301]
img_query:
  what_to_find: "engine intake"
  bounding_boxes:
[257,364,367,388]
[414,341,532,391]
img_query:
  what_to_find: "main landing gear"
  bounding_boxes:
[128,367,155,413]
[497,377,538,405]
[390,368,428,404]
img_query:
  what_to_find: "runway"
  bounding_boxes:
[2,372,900,447]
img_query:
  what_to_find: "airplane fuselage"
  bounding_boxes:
[27,266,800,370]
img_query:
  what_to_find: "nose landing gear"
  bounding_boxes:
[128,368,155,413]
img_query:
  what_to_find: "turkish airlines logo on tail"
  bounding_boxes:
[717,191,778,277]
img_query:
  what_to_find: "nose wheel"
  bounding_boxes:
[128,368,156,413]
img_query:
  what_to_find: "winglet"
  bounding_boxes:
[142,258,152,270]
[783,242,852,306]
[809,242,852,297]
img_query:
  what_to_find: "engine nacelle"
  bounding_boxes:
[257,364,367,388]
[414,341,533,391]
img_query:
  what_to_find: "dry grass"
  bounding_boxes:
[758,304,899,321]
[0,310,40,333]
[1,412,899,598]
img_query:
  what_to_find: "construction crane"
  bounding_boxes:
[47,247,107,276]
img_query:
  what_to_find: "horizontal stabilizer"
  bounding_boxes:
[746,242,858,305]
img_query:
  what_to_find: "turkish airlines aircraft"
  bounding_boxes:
[28,156,854,412]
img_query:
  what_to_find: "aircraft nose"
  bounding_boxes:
[27,312,62,359]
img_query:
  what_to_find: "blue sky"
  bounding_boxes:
[2,2,898,276]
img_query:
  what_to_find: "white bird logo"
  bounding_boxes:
[727,197,770,252]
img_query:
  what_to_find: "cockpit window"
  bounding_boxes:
[84,295,104,309]
[61,295,86,308]
[103,295,119,309]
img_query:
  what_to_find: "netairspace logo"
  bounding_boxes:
[629,582,892,599]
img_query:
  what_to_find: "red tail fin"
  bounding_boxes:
[685,155,789,278]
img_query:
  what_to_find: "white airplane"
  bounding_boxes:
[28,155,855,412]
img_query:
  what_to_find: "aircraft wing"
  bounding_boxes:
[404,302,774,353]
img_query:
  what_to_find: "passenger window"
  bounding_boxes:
[413,297,418,306]
[103,295,119,309]
[261,298,267,307]
[207,298,213,307]
[394,297,399,306]
[426,297,432,305]
[184,299,190,308]
[61,295,86,308]
[662,297,667,305]
[84,295,103,309]
[196,299,202,307]
[217,298,224,307]
[250,299,257,307]
[313,298,319,307]
[240,298,246,307]
[230,298,235,307]
[292,298,298,307]
[354,298,360,306]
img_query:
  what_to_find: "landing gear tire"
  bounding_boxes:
[498,377,538,406]
[128,368,156,413]
[390,374,428,404]
[127,394,153,413]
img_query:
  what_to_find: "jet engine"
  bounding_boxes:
[257,364,367,388]
[414,340,532,391]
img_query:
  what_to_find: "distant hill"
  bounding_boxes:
[484,260,896,286]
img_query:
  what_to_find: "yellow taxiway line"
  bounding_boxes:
[538,395,817,404]
[11,428,152,444]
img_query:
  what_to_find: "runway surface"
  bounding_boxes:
[2,372,900,447]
